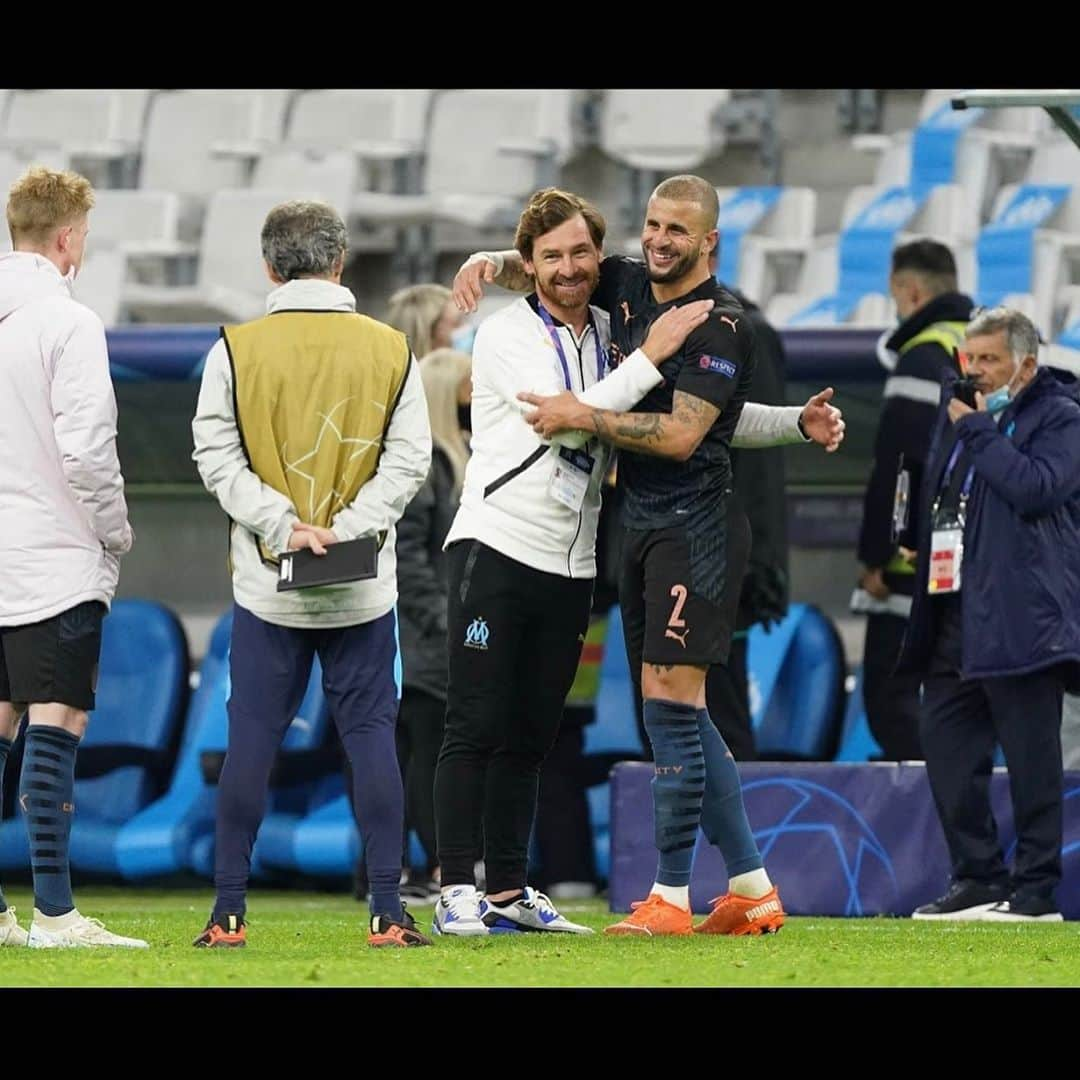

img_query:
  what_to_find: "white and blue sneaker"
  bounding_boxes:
[432,885,489,937]
[479,886,593,934]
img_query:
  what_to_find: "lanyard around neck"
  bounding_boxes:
[941,439,976,501]
[536,301,605,390]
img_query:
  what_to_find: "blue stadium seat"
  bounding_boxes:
[0,599,189,875]
[585,607,644,759]
[748,603,846,760]
[114,607,330,879]
[833,665,884,762]
[976,184,1072,309]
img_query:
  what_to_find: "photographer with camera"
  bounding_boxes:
[854,241,972,760]
[899,307,1080,922]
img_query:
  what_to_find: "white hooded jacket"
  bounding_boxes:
[0,252,132,626]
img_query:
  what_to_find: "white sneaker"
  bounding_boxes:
[28,908,149,949]
[432,885,489,936]
[0,907,29,947]
[479,886,594,934]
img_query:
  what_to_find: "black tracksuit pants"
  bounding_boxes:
[434,540,592,895]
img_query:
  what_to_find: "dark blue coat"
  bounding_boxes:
[898,365,1080,684]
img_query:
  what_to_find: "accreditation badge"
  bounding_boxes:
[548,446,594,512]
[928,528,963,594]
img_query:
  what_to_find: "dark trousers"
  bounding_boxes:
[864,612,923,760]
[704,636,757,761]
[215,605,402,913]
[920,666,1065,899]
[396,687,445,873]
[533,709,598,887]
[435,541,592,894]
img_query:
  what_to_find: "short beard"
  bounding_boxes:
[644,247,698,286]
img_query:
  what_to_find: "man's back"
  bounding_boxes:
[0,251,128,624]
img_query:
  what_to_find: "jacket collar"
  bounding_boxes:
[266,278,356,314]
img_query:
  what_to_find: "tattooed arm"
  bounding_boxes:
[519,389,720,462]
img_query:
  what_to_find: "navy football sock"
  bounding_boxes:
[0,735,10,912]
[643,699,704,887]
[697,709,762,877]
[19,726,80,916]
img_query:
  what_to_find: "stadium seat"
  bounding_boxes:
[330,90,587,278]
[138,89,293,238]
[0,599,189,875]
[854,89,1045,223]
[770,183,975,327]
[833,666,884,762]
[1,89,151,187]
[713,185,818,308]
[600,90,731,173]
[747,603,846,760]
[121,187,329,323]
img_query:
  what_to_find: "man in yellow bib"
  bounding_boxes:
[191,201,433,947]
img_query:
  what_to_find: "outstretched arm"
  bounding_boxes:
[734,389,844,452]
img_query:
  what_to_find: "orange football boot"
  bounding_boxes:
[693,886,785,936]
[603,893,693,937]
[193,914,247,948]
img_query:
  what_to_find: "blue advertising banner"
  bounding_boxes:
[609,761,1080,918]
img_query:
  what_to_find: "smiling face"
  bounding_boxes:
[523,212,601,324]
[640,195,716,296]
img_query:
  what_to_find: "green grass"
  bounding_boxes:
[1,887,1077,987]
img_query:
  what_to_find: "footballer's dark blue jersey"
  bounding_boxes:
[591,255,756,531]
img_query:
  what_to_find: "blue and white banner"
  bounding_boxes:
[609,761,1080,918]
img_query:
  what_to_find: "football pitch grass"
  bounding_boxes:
[1,887,1077,988]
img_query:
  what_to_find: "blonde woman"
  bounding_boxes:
[355,348,472,904]
[385,284,465,362]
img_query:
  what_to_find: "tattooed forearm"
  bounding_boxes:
[587,409,669,454]
[583,392,719,459]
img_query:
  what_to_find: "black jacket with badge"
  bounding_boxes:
[395,446,458,701]
[857,292,972,595]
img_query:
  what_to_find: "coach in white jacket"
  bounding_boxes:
[0,167,141,949]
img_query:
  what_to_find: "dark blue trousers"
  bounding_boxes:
[920,666,1065,900]
[214,604,403,917]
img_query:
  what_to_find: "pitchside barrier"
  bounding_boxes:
[609,761,1080,919]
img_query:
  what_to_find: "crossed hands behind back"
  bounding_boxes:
[288,521,338,556]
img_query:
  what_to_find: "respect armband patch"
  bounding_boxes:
[698,355,737,378]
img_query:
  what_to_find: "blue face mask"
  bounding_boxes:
[450,324,477,355]
[984,362,1024,415]
[984,385,1012,414]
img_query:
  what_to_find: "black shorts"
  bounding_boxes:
[620,505,751,670]
[0,601,106,711]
